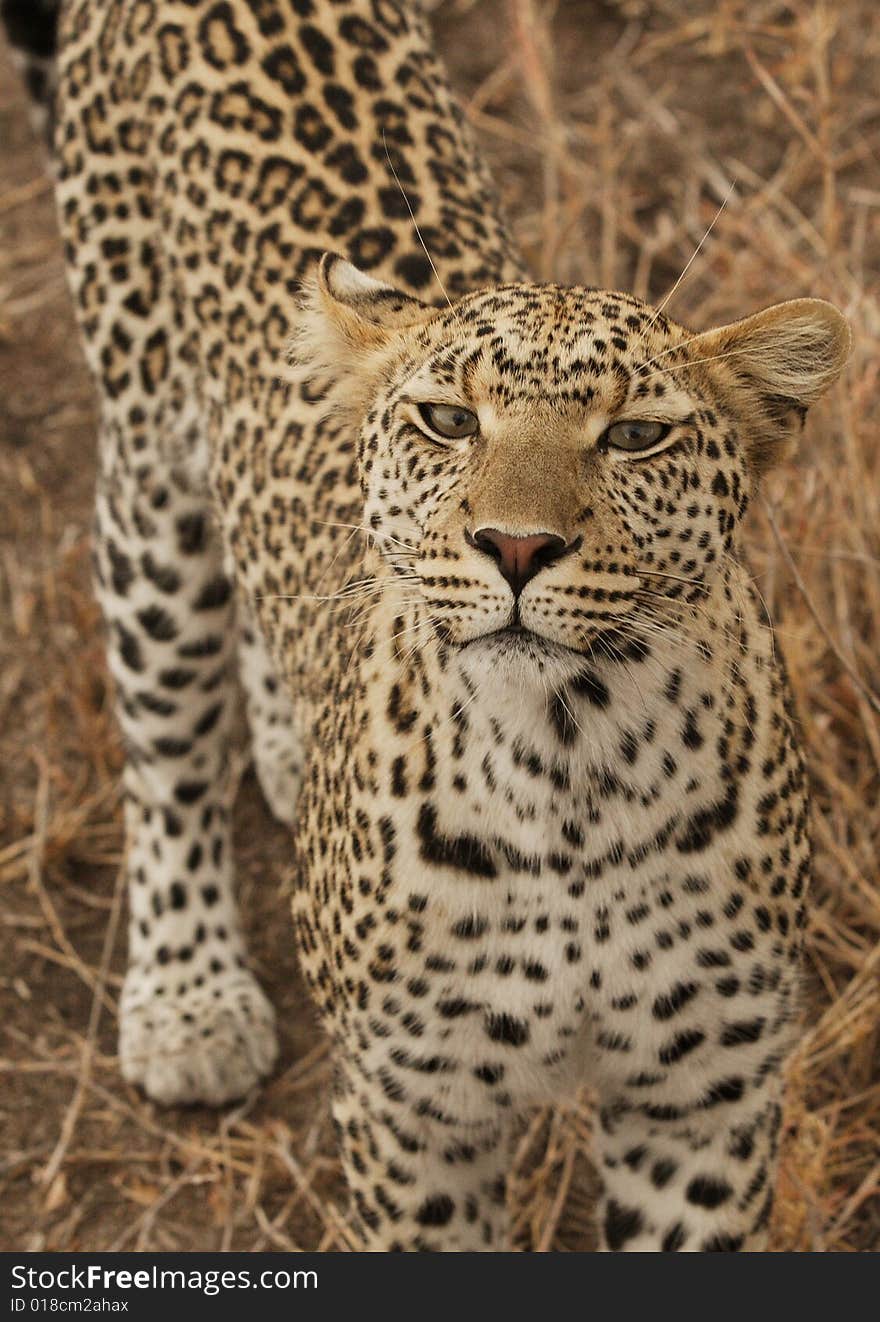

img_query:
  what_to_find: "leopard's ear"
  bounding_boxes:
[317,252,435,336]
[289,253,435,392]
[685,298,851,473]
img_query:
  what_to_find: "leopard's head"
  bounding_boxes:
[297,253,849,678]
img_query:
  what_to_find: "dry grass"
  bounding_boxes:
[1,0,878,1252]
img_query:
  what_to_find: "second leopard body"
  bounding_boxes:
[10,0,850,1250]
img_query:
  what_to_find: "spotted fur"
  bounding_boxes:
[29,0,850,1249]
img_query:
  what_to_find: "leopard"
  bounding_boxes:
[4,0,850,1251]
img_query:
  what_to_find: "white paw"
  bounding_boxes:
[119,971,278,1107]
[253,742,302,826]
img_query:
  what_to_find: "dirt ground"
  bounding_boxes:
[1,0,878,1252]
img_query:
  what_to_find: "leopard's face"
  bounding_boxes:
[355,283,751,675]
[299,254,847,684]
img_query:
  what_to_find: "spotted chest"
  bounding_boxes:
[293,573,807,1124]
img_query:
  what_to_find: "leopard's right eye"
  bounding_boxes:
[600,419,670,453]
[417,402,479,439]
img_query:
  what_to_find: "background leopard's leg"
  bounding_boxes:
[332,1057,512,1251]
[94,434,277,1105]
[593,1081,783,1252]
[236,599,303,827]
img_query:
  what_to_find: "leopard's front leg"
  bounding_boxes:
[292,767,521,1251]
[331,1051,513,1251]
[95,441,278,1106]
[593,1083,783,1251]
[588,911,800,1251]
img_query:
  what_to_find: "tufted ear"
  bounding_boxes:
[317,252,435,334]
[684,298,851,472]
[289,253,436,408]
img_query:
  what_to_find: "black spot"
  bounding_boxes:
[664,669,682,702]
[194,702,223,737]
[117,623,144,673]
[176,511,207,554]
[677,786,739,854]
[604,1200,644,1251]
[261,42,306,94]
[163,808,183,837]
[620,731,638,765]
[652,980,699,1020]
[651,1159,678,1189]
[415,1194,454,1227]
[175,780,208,804]
[153,737,192,758]
[572,667,610,709]
[659,1028,705,1064]
[721,1017,765,1047]
[394,251,433,289]
[142,552,181,594]
[350,225,395,270]
[199,2,250,70]
[138,691,177,717]
[485,1013,529,1047]
[437,998,479,1019]
[193,575,232,610]
[661,1221,687,1252]
[390,755,407,797]
[107,540,134,595]
[417,803,496,878]
[548,692,579,746]
[137,604,178,642]
[682,709,704,750]
[387,682,417,733]
[353,53,381,89]
[686,1176,733,1209]
[339,14,389,52]
[169,882,187,910]
[2,0,58,59]
[699,1077,745,1108]
[451,915,487,940]
[177,635,223,658]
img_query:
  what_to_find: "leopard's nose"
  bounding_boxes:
[468,528,576,597]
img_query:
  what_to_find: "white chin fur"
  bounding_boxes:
[456,629,587,695]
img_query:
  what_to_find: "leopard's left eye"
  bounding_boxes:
[601,419,670,453]
[417,402,479,439]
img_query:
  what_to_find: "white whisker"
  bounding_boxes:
[382,129,459,321]
[646,179,736,331]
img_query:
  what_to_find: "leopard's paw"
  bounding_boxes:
[119,969,278,1106]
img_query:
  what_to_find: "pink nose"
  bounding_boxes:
[469,528,572,596]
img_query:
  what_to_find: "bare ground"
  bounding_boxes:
[1,0,878,1252]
